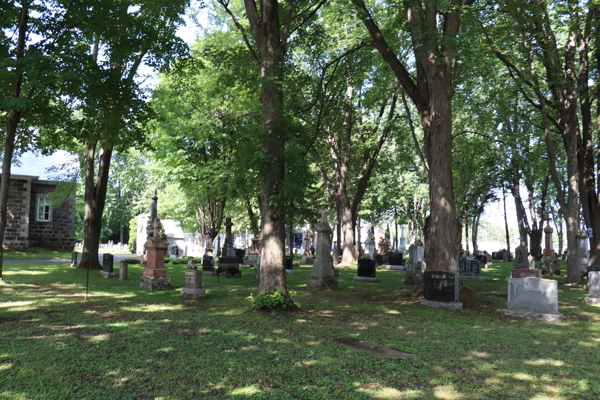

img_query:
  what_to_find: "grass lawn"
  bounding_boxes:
[3,246,132,260]
[0,260,598,400]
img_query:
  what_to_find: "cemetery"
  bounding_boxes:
[2,1,600,399]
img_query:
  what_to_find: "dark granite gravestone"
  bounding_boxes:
[235,249,245,264]
[587,265,600,272]
[285,256,293,270]
[103,254,114,272]
[375,254,384,266]
[203,254,214,272]
[388,252,404,266]
[459,258,480,276]
[357,259,377,278]
[423,270,459,303]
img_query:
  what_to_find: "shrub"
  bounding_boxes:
[121,259,140,265]
[246,289,295,315]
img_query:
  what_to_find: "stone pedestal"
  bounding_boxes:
[503,277,563,322]
[100,270,116,278]
[251,238,260,254]
[300,255,313,265]
[585,268,600,304]
[119,261,128,281]
[307,208,338,290]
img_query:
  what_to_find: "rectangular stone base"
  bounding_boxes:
[584,296,600,304]
[220,268,241,278]
[420,299,463,311]
[503,309,564,322]
[180,287,205,299]
[140,275,172,291]
[307,276,338,290]
[460,275,485,282]
[385,265,406,271]
[352,276,380,283]
[99,270,116,278]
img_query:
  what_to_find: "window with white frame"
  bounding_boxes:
[36,196,52,222]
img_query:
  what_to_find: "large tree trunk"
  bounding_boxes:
[244,0,290,301]
[510,182,530,248]
[80,143,113,270]
[471,214,480,254]
[502,185,512,261]
[353,0,466,273]
[340,191,357,265]
[0,5,28,282]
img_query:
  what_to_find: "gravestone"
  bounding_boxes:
[512,244,530,270]
[140,217,171,291]
[251,238,260,254]
[378,237,386,255]
[404,239,424,285]
[100,254,116,278]
[70,251,78,267]
[119,261,128,281]
[202,252,215,275]
[247,254,259,266]
[180,258,205,300]
[541,221,560,275]
[217,218,241,278]
[284,256,296,274]
[354,258,379,282]
[503,277,563,322]
[459,257,484,281]
[399,225,406,250]
[579,236,590,273]
[423,271,460,303]
[385,251,405,270]
[303,236,311,256]
[584,266,600,304]
[307,208,338,290]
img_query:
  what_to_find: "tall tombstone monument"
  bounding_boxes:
[364,228,375,260]
[140,217,171,291]
[307,209,338,290]
[218,217,242,278]
[579,233,590,273]
[404,239,424,285]
[585,266,600,304]
[541,219,560,275]
[399,225,406,250]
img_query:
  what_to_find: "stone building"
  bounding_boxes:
[2,174,76,250]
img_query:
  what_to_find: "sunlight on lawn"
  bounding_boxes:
[120,304,186,312]
[3,270,50,276]
[229,384,261,396]
[358,386,423,399]
[432,384,463,399]
[525,359,565,366]
[0,363,12,371]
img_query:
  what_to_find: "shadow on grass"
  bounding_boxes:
[0,261,598,399]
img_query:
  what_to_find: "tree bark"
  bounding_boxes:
[80,143,113,270]
[353,0,467,273]
[502,185,512,261]
[471,214,480,254]
[243,0,291,301]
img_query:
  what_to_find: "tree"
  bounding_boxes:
[72,1,189,270]
[0,1,82,281]
[351,0,474,273]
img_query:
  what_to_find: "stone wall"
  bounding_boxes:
[3,177,32,248]
[28,182,76,250]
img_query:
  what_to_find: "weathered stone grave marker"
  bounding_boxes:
[218,217,241,278]
[140,216,170,291]
[180,257,205,300]
[100,254,116,278]
[119,260,128,281]
[585,266,600,304]
[307,208,338,290]
[503,277,563,322]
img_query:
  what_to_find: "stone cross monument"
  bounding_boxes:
[307,208,337,290]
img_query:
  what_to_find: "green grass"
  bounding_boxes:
[1,260,598,400]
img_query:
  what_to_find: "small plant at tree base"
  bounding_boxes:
[246,289,295,315]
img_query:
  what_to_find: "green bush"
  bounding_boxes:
[121,259,140,265]
[246,289,295,315]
